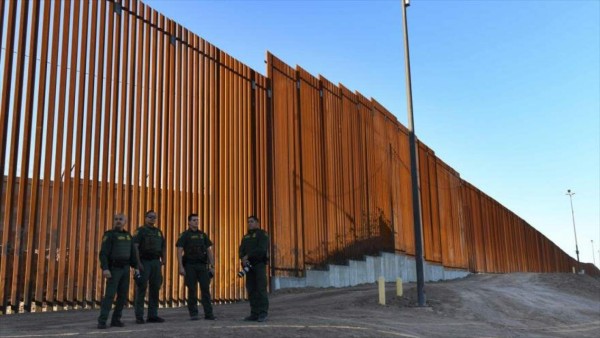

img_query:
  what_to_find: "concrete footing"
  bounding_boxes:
[271,252,470,290]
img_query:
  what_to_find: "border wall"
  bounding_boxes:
[0,0,596,314]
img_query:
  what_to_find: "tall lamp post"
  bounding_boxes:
[566,189,579,262]
[401,0,425,306]
[591,240,596,266]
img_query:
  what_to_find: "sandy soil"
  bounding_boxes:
[1,273,599,337]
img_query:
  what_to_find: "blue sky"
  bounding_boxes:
[145,0,600,267]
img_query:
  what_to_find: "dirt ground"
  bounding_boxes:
[1,273,599,337]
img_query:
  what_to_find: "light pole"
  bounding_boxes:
[591,240,596,266]
[401,0,425,307]
[566,189,579,262]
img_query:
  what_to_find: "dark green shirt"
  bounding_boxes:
[239,228,269,264]
[133,225,165,258]
[176,229,212,262]
[99,228,136,270]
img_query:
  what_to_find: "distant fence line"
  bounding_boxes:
[0,0,593,314]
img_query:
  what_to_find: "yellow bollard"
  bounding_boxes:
[396,277,403,297]
[378,276,386,305]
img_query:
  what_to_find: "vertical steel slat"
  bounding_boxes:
[203,40,210,296]
[240,58,247,294]
[152,12,164,215]
[0,0,20,311]
[86,0,106,305]
[34,0,62,306]
[209,41,217,297]
[10,0,37,309]
[172,23,183,304]
[168,18,178,305]
[96,0,115,302]
[418,146,431,260]
[157,14,168,302]
[222,52,229,300]
[130,0,143,250]
[69,0,90,305]
[229,55,236,299]
[0,0,6,51]
[180,25,188,303]
[106,0,121,225]
[56,0,80,304]
[191,34,198,223]
[79,0,99,306]
[116,0,129,216]
[23,0,52,311]
[46,0,73,305]
[430,153,442,262]
[177,28,188,303]
[137,3,150,219]
[162,17,174,304]
[0,0,17,195]
[226,55,233,300]
[218,50,226,299]
[215,44,221,295]
[146,9,158,212]
[120,0,140,223]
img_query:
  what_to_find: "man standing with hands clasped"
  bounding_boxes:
[177,213,216,320]
[239,215,269,322]
[133,210,166,324]
[97,213,138,329]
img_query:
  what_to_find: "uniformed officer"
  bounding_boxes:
[239,215,269,322]
[97,213,137,329]
[176,213,216,320]
[133,210,166,323]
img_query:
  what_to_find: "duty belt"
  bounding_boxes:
[141,254,161,260]
[110,260,129,268]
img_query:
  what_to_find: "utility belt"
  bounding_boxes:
[248,255,268,266]
[110,260,129,268]
[182,257,207,265]
[140,253,161,260]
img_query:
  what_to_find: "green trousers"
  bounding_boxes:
[98,266,130,324]
[184,263,213,317]
[134,259,163,319]
[246,262,268,316]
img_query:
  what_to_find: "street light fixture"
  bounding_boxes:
[566,189,579,262]
[400,0,426,306]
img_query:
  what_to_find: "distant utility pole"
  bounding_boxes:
[566,189,579,262]
[401,0,426,307]
[591,240,596,266]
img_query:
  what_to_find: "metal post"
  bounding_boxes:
[591,240,596,266]
[401,0,425,307]
[566,190,579,262]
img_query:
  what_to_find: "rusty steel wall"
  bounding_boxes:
[266,52,589,278]
[1,0,595,314]
[0,0,270,313]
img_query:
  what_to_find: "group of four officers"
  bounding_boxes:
[97,210,269,329]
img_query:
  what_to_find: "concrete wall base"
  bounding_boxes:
[271,252,470,290]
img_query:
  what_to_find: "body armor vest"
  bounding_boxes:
[140,227,163,255]
[184,231,207,262]
[109,231,132,262]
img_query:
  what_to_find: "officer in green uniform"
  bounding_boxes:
[239,215,269,322]
[176,213,216,320]
[97,213,137,329]
[133,210,166,323]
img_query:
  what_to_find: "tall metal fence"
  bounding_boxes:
[0,0,593,314]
